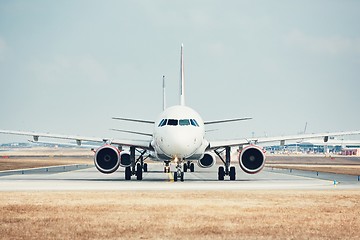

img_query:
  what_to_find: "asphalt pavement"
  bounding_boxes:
[1,163,359,191]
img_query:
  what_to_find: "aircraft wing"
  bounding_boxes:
[204,117,252,125]
[112,117,155,124]
[27,140,100,148]
[0,130,152,150]
[208,130,360,149]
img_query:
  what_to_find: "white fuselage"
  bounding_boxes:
[151,105,208,161]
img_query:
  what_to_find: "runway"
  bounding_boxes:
[0,163,359,191]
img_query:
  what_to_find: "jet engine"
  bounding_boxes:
[94,145,121,174]
[238,145,266,174]
[198,152,216,168]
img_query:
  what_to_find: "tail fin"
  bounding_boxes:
[162,75,166,110]
[180,44,185,106]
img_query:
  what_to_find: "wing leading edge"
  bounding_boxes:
[204,117,252,125]
[208,130,360,150]
[0,130,152,150]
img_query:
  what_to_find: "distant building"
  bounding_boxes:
[265,143,341,154]
[341,148,360,156]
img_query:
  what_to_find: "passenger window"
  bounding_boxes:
[167,119,178,126]
[179,119,190,126]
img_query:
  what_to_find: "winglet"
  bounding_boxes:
[180,44,185,106]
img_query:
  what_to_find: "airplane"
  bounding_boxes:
[1,44,360,182]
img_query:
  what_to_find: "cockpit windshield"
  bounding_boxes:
[158,119,167,127]
[167,119,178,126]
[190,119,199,127]
[179,119,190,126]
[158,119,199,127]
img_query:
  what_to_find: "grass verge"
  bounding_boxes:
[0,190,359,239]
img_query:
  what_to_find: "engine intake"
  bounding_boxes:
[94,145,120,174]
[198,152,215,168]
[239,145,266,174]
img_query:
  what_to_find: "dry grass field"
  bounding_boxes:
[266,155,360,175]
[0,157,92,171]
[0,148,93,157]
[267,164,360,175]
[1,151,360,239]
[0,190,359,240]
[0,148,93,171]
[266,155,360,165]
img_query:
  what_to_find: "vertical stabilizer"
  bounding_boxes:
[162,75,166,110]
[180,44,185,106]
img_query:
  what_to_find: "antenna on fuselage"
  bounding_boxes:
[162,75,166,111]
[180,44,185,106]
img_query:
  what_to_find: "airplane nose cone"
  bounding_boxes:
[159,131,200,158]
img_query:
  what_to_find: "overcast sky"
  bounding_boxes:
[0,0,359,143]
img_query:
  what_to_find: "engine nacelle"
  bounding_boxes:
[239,145,266,174]
[198,152,216,168]
[94,145,120,174]
[119,152,131,167]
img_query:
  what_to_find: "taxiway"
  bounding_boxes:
[0,163,359,191]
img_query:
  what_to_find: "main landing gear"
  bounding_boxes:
[183,161,195,172]
[125,147,149,181]
[164,161,171,173]
[214,146,236,181]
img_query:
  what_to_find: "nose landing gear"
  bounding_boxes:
[173,159,184,182]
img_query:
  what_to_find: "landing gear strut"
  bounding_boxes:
[125,147,148,181]
[214,146,236,181]
[173,158,184,182]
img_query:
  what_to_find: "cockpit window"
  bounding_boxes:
[158,119,167,127]
[179,119,190,126]
[158,118,200,127]
[190,119,199,127]
[167,119,178,126]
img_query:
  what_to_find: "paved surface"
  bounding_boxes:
[0,163,359,191]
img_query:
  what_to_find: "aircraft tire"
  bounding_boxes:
[229,166,236,181]
[190,163,195,172]
[143,163,148,172]
[136,163,143,181]
[218,166,225,181]
[125,167,131,180]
